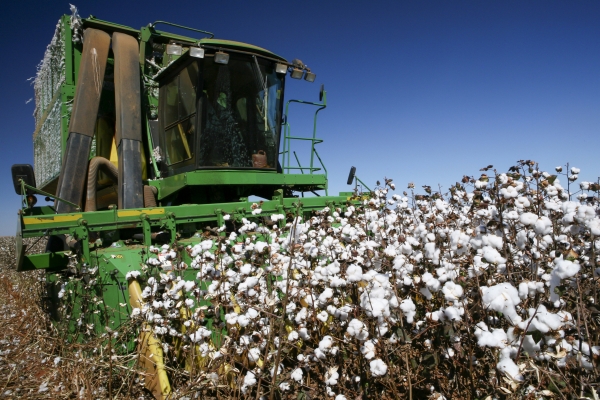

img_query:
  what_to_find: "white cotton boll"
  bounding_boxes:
[426,310,442,321]
[553,258,580,279]
[286,302,297,314]
[481,246,506,265]
[329,276,347,287]
[475,326,507,348]
[576,205,596,223]
[237,315,250,327]
[125,270,141,280]
[247,347,261,363]
[254,241,268,253]
[278,382,291,392]
[534,216,552,235]
[442,281,464,301]
[325,367,339,386]
[184,298,194,307]
[298,327,309,340]
[147,257,161,266]
[318,336,334,352]
[580,181,591,190]
[241,371,257,393]
[587,218,600,236]
[497,347,524,381]
[270,364,283,377]
[549,257,580,305]
[295,308,308,324]
[288,330,299,342]
[318,288,334,305]
[291,368,303,382]
[571,167,580,174]
[335,396,347,400]
[546,185,559,197]
[516,196,531,209]
[314,348,327,359]
[518,305,567,333]
[424,242,439,261]
[483,235,503,250]
[346,264,363,282]
[317,310,329,322]
[181,280,195,292]
[369,358,388,376]
[246,308,259,319]
[400,298,416,323]
[475,180,488,189]
[518,282,529,299]
[481,283,522,323]
[422,272,441,292]
[520,212,538,226]
[500,186,518,198]
[225,312,238,325]
[360,296,389,318]
[347,318,369,340]
[443,306,462,321]
[360,340,377,359]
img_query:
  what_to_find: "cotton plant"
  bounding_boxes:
[107,161,600,398]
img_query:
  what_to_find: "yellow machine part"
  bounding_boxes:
[128,280,171,399]
[95,117,147,184]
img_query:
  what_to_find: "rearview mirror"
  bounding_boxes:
[347,166,356,185]
[11,164,36,195]
[319,84,325,102]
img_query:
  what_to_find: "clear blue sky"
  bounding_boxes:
[1,1,599,236]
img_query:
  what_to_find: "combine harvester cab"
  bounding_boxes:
[12,12,362,398]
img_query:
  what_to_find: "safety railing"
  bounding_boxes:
[281,90,328,180]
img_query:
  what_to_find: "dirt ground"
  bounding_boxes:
[0,237,148,400]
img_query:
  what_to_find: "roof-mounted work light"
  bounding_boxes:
[166,44,182,55]
[190,47,204,58]
[275,63,287,74]
[304,71,316,82]
[290,68,304,79]
[214,51,229,64]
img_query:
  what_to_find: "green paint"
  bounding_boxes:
[19,13,364,360]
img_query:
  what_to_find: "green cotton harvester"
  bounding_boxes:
[11,9,362,399]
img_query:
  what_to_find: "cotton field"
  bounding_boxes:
[1,160,599,399]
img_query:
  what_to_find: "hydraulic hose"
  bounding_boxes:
[85,157,118,212]
[144,185,158,208]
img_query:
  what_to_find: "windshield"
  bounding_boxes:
[198,54,283,168]
[159,53,284,172]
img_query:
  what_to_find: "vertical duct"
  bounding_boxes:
[55,28,110,213]
[112,32,144,209]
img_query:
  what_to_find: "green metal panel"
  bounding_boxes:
[152,170,328,199]
[19,252,70,271]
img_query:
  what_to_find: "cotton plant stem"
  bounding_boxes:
[269,205,301,400]
[404,353,413,400]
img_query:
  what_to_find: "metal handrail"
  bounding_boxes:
[282,91,327,175]
[150,21,214,39]
[19,180,80,211]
